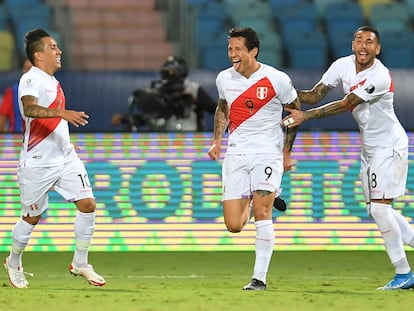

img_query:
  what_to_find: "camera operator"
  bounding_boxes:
[112,56,216,132]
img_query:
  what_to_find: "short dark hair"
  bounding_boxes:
[354,26,380,43]
[25,28,50,64]
[228,27,260,58]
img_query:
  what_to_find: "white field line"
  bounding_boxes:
[44,274,206,279]
[44,274,369,280]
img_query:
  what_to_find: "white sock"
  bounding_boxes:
[9,218,35,269]
[390,208,414,246]
[73,211,96,267]
[252,220,274,284]
[370,202,410,274]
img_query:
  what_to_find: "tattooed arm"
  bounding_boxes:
[207,98,229,160]
[297,82,332,106]
[21,95,89,127]
[283,97,301,172]
[282,93,364,128]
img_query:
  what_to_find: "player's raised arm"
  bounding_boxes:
[282,92,363,128]
[297,82,332,106]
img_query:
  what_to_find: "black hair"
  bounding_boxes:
[354,26,380,43]
[25,28,50,64]
[228,27,260,58]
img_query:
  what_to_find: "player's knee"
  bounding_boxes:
[76,198,96,213]
[22,213,41,225]
[226,226,242,233]
[369,201,389,220]
[225,221,243,233]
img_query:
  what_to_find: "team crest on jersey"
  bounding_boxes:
[256,87,268,100]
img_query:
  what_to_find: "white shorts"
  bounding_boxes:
[222,153,283,201]
[360,150,408,201]
[18,157,94,217]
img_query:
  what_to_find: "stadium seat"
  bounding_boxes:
[196,15,224,48]
[357,0,392,19]
[6,1,52,56]
[14,18,52,55]
[224,0,273,23]
[185,0,209,10]
[258,47,283,68]
[369,2,410,34]
[6,1,50,24]
[0,4,8,30]
[4,0,41,7]
[196,0,226,18]
[323,2,364,60]
[313,0,348,18]
[277,2,319,46]
[373,19,408,34]
[324,2,364,28]
[268,0,302,13]
[379,30,414,68]
[405,0,414,18]
[200,43,230,72]
[235,17,277,40]
[257,30,282,51]
[326,19,362,43]
[194,0,227,49]
[329,29,354,59]
[287,31,328,69]
[257,29,283,67]
[381,47,414,68]
[0,30,15,70]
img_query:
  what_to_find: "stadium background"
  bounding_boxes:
[0,0,414,252]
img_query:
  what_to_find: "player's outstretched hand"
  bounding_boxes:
[281,107,305,128]
[62,110,89,127]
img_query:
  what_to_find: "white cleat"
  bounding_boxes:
[69,263,106,286]
[3,257,30,288]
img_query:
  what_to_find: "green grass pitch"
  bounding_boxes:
[0,251,413,311]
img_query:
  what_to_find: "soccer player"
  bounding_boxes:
[282,25,414,290]
[207,27,300,290]
[3,29,106,288]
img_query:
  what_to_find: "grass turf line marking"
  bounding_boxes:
[46,274,205,279]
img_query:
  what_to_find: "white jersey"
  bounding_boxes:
[18,66,76,167]
[216,63,297,154]
[320,55,408,156]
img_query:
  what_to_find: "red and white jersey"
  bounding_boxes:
[18,66,76,167]
[320,55,408,155]
[216,63,297,154]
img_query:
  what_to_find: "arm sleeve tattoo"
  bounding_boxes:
[297,83,331,105]
[304,93,362,120]
[213,98,229,140]
[284,97,301,151]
